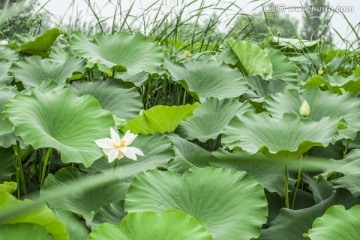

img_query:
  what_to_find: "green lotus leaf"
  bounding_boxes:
[70,31,163,76]
[165,59,249,101]
[246,75,289,98]
[228,39,273,80]
[122,103,200,134]
[270,37,319,51]
[91,201,126,230]
[305,205,360,240]
[11,55,85,88]
[0,86,18,147]
[320,149,360,179]
[42,167,124,227]
[167,133,212,171]
[87,210,213,240]
[265,88,360,140]
[176,98,246,142]
[125,166,268,240]
[3,89,115,167]
[303,74,360,94]
[70,79,143,120]
[265,48,298,83]
[19,28,61,57]
[0,47,17,84]
[0,223,54,240]
[259,189,360,240]
[210,149,289,196]
[0,188,69,240]
[53,210,90,240]
[222,112,338,158]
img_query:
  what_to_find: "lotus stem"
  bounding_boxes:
[343,139,350,158]
[284,165,289,209]
[15,141,27,196]
[291,155,303,209]
[40,148,53,187]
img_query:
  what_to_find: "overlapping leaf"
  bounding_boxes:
[222,112,338,158]
[11,55,85,88]
[3,89,115,167]
[122,103,199,134]
[70,31,163,76]
[125,167,267,240]
[228,39,273,80]
[70,79,143,120]
[305,205,360,240]
[88,210,213,240]
[0,86,18,147]
[165,59,249,101]
[176,98,248,142]
[265,88,360,140]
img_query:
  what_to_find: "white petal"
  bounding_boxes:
[123,130,137,145]
[126,146,144,156]
[116,151,124,160]
[95,138,112,148]
[102,148,111,155]
[121,147,137,161]
[110,128,120,146]
[107,149,119,163]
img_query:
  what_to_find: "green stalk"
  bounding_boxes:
[40,148,53,187]
[343,139,351,158]
[284,165,289,208]
[16,141,27,196]
[291,155,303,209]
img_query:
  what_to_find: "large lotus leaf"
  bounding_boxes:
[228,39,273,80]
[3,89,115,167]
[265,88,360,140]
[318,149,360,180]
[210,149,289,196]
[265,48,298,83]
[259,189,360,240]
[11,55,85,88]
[176,98,245,142]
[91,201,126,230]
[333,174,360,197]
[305,205,360,240]
[0,86,17,147]
[125,167,268,240]
[222,112,338,158]
[165,59,249,101]
[54,210,90,240]
[122,103,200,134]
[270,37,319,51]
[70,79,143,120]
[0,223,54,240]
[42,167,124,227]
[246,75,290,98]
[87,210,213,240]
[303,74,360,94]
[0,189,69,240]
[70,31,163,76]
[19,28,61,57]
[0,48,17,84]
[84,133,174,178]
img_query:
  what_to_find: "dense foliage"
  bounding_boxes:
[0,1,360,239]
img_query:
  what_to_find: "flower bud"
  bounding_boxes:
[300,99,310,117]
[184,51,191,59]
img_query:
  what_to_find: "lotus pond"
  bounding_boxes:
[0,27,360,240]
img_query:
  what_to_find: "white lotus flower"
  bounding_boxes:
[0,40,8,46]
[95,128,144,163]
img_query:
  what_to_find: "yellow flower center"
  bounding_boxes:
[113,139,126,149]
